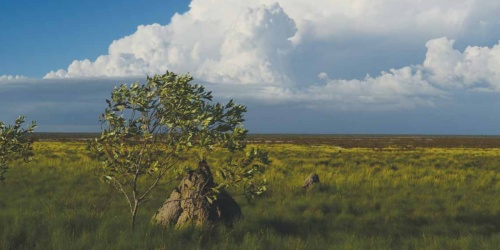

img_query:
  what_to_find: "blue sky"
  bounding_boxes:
[0,0,189,77]
[2,0,500,134]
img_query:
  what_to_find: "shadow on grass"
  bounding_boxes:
[251,211,500,240]
[454,212,500,235]
[254,217,331,237]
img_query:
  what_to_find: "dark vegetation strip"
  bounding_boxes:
[31,133,500,148]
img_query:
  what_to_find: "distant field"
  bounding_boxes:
[32,132,500,148]
[2,137,500,249]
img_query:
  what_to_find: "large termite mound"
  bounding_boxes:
[152,160,242,228]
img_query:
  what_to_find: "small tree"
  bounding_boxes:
[0,116,36,181]
[89,72,267,230]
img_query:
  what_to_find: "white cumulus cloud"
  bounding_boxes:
[302,67,445,110]
[196,3,296,85]
[45,2,297,85]
[41,0,500,110]
[0,75,28,82]
[424,37,500,91]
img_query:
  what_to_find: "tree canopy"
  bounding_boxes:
[0,116,36,181]
[89,71,267,229]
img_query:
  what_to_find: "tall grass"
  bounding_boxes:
[1,142,500,249]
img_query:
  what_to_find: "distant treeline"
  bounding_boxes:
[29,133,500,148]
[30,132,100,141]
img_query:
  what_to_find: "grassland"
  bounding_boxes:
[1,138,500,249]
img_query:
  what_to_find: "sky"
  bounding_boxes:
[1,0,500,134]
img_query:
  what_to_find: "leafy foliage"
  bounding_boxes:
[214,148,269,203]
[88,71,267,229]
[0,116,36,181]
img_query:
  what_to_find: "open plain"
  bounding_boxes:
[1,135,500,249]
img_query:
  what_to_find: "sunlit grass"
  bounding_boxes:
[1,142,500,249]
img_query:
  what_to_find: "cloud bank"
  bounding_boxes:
[18,0,500,111]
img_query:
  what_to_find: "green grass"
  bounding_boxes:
[1,142,500,249]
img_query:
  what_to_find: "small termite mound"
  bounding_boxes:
[302,173,320,191]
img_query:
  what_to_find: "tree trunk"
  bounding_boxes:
[131,200,139,231]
